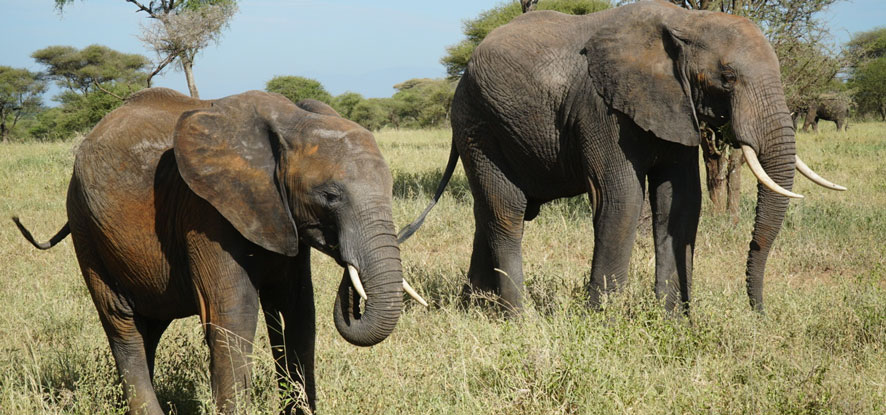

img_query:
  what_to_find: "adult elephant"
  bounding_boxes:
[802,93,851,133]
[400,1,844,314]
[13,88,425,414]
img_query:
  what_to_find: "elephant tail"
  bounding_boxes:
[396,142,459,244]
[11,217,70,250]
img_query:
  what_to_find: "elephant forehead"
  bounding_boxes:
[286,152,345,190]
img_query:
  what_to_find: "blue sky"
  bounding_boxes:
[2,0,884,101]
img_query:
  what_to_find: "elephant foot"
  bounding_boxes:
[459,283,523,318]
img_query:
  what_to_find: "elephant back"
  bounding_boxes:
[75,89,211,190]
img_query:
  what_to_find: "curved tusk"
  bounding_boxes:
[795,156,847,191]
[741,145,804,199]
[402,279,429,307]
[347,264,368,301]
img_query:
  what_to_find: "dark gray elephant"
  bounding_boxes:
[13,88,425,414]
[521,0,539,13]
[802,94,851,132]
[400,1,844,314]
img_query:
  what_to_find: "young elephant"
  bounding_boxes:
[400,1,845,315]
[13,88,425,414]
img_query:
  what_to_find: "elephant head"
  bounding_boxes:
[585,2,844,311]
[172,91,421,345]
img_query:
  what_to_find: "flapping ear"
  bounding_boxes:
[173,94,300,256]
[584,11,699,146]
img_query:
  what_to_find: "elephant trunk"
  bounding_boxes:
[333,215,403,347]
[733,80,797,312]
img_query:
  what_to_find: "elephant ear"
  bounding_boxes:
[296,99,342,117]
[584,8,699,146]
[173,95,300,256]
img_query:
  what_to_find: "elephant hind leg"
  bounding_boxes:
[72,242,165,414]
[465,191,528,314]
[460,146,528,314]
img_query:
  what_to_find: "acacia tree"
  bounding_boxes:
[847,27,886,64]
[266,76,333,104]
[54,0,238,98]
[0,67,46,142]
[850,57,886,120]
[31,45,149,100]
[29,45,150,139]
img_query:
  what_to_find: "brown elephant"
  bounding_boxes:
[13,88,425,414]
[400,1,845,314]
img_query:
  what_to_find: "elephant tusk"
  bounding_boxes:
[402,279,428,307]
[741,145,804,199]
[795,156,847,191]
[347,264,368,301]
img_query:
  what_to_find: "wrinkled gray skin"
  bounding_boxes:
[802,94,851,132]
[449,1,796,314]
[15,88,403,414]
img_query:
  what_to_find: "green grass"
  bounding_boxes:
[1,123,884,414]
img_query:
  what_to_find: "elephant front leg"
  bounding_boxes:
[464,185,527,315]
[192,266,260,413]
[648,149,701,314]
[586,175,645,309]
[202,298,260,414]
[260,246,316,415]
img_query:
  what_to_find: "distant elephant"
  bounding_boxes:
[521,0,539,13]
[13,88,425,414]
[399,1,844,314]
[802,94,851,132]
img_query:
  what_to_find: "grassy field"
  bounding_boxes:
[1,122,884,414]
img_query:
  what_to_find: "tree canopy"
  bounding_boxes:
[0,67,46,142]
[848,27,886,120]
[266,76,333,105]
[389,78,456,129]
[441,0,612,78]
[847,27,886,64]
[27,45,149,140]
[31,45,149,99]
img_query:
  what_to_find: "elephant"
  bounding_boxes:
[521,0,539,13]
[13,88,425,414]
[398,1,845,314]
[801,93,851,133]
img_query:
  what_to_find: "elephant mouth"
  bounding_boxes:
[343,262,428,307]
[299,223,342,260]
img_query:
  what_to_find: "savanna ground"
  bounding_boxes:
[1,122,884,414]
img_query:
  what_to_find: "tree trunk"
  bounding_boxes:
[182,56,200,98]
[726,148,743,223]
[1,119,8,143]
[701,128,728,212]
[704,153,728,212]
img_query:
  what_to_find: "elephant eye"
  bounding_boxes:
[721,70,737,87]
[319,186,343,207]
[324,190,341,204]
